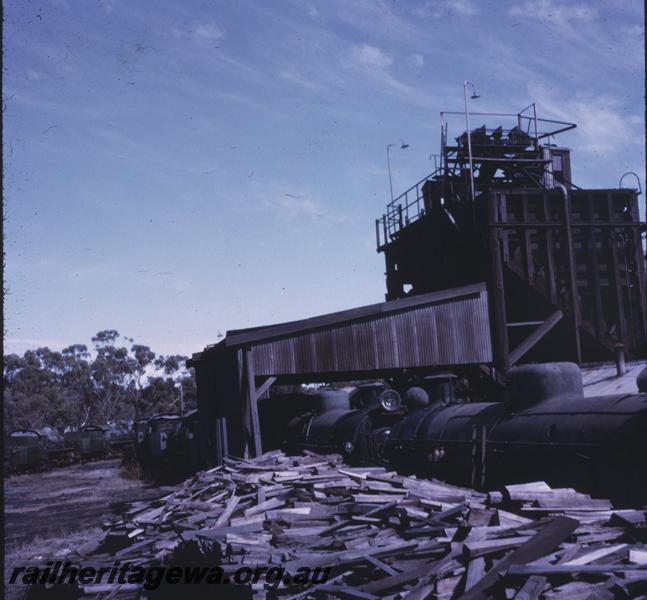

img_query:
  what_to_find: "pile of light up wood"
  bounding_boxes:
[52,451,647,598]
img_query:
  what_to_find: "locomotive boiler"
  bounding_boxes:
[285,363,647,505]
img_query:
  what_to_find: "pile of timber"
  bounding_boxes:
[54,451,646,598]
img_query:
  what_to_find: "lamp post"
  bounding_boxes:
[386,140,409,202]
[463,81,480,202]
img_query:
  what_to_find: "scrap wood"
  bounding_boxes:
[459,516,580,599]
[35,454,647,600]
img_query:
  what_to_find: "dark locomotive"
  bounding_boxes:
[4,423,135,474]
[284,363,647,504]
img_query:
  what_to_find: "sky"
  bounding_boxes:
[3,0,645,357]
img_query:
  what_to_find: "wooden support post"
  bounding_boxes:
[629,192,647,342]
[480,425,487,490]
[607,194,628,348]
[520,194,534,284]
[488,193,510,372]
[236,348,249,459]
[213,418,223,466]
[471,425,477,489]
[542,195,557,305]
[218,417,228,461]
[509,310,563,366]
[562,192,582,364]
[586,194,605,338]
[243,348,264,458]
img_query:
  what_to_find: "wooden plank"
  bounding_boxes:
[516,575,546,600]
[362,550,460,594]
[509,309,563,366]
[563,544,627,566]
[397,553,461,599]
[464,556,485,591]
[506,563,647,576]
[460,516,579,599]
[365,556,399,576]
[214,494,240,527]
[465,535,532,558]
[254,376,277,401]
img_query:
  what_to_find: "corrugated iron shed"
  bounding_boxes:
[190,283,493,463]
[224,282,492,376]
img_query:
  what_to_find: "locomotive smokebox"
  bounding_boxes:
[505,362,583,410]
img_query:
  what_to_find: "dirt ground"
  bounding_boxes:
[4,459,165,599]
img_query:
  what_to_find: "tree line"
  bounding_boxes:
[3,330,196,433]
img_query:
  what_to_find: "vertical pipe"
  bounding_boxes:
[615,344,626,377]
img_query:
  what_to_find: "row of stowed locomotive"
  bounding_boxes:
[4,413,199,479]
[7,362,647,505]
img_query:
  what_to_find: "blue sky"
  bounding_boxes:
[4,0,645,357]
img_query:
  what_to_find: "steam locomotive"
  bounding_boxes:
[4,424,134,474]
[134,410,201,482]
[284,363,647,505]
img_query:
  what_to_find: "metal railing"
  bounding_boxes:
[375,106,577,251]
[376,168,441,249]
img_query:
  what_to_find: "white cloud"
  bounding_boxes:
[412,0,477,18]
[350,44,393,69]
[194,23,226,41]
[406,54,424,68]
[509,0,597,36]
[98,0,116,14]
[4,338,67,354]
[171,22,227,43]
[264,193,322,219]
[528,82,642,156]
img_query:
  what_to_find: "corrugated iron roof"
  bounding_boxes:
[224,283,487,347]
